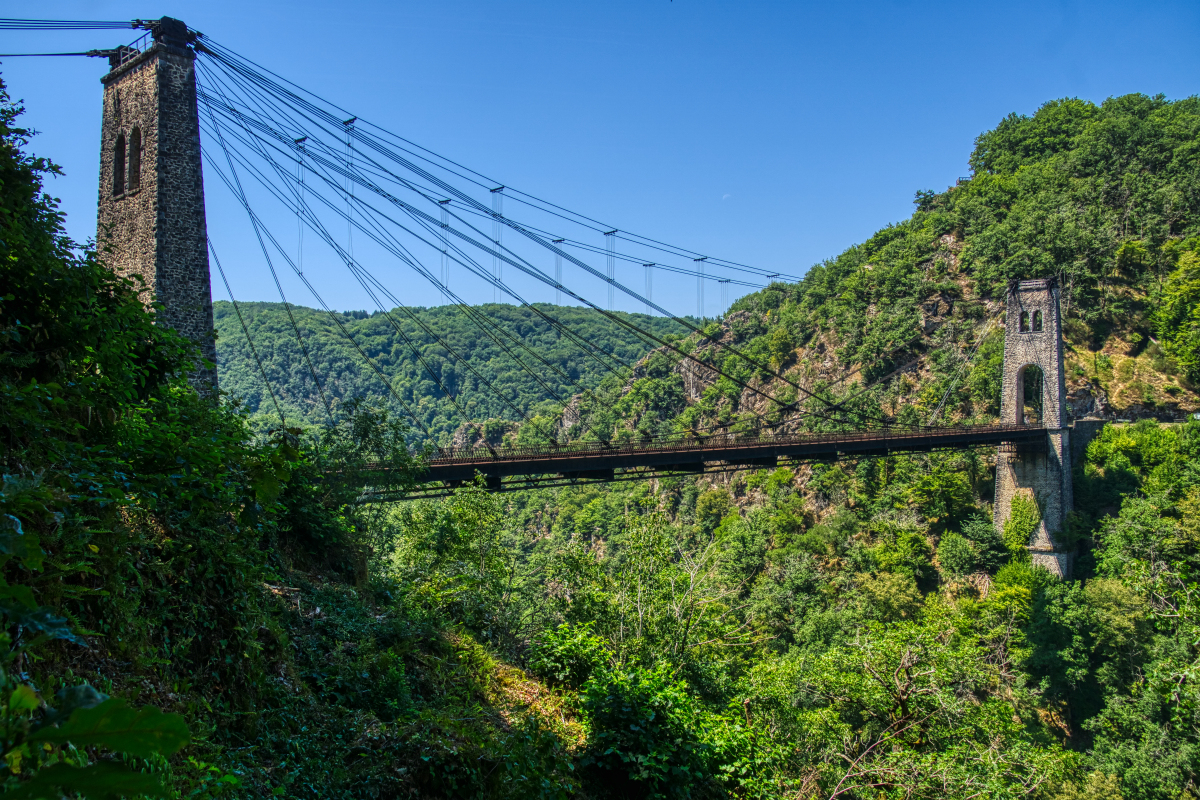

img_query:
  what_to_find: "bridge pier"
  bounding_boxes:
[994,278,1073,577]
[97,17,217,391]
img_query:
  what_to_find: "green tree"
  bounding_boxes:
[1155,250,1200,382]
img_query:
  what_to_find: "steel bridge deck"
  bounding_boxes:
[373,424,1047,499]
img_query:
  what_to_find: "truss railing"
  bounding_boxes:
[419,423,1044,468]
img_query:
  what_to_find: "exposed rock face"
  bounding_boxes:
[620,334,720,403]
[559,397,582,432]
[717,310,759,345]
[450,423,480,449]
[450,419,518,449]
[1067,380,1109,419]
[680,354,718,402]
[921,294,955,335]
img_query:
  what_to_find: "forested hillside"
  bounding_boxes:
[8,77,1200,800]
[225,95,1200,446]
[559,94,1200,446]
[214,301,689,442]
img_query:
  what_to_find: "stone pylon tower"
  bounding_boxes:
[97,17,217,389]
[994,278,1073,577]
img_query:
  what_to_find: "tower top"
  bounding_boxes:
[147,17,191,48]
[104,17,197,74]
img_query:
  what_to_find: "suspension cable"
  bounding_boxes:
[195,65,690,436]
[209,238,287,427]
[194,39,902,435]
[197,83,595,443]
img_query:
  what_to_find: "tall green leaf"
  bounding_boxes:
[31,699,190,759]
[0,761,168,800]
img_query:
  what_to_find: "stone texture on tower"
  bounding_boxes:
[97,17,217,389]
[993,278,1073,577]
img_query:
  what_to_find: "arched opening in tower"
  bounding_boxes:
[113,133,126,196]
[1017,364,1045,425]
[127,127,141,191]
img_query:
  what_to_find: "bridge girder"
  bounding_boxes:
[365,424,1047,500]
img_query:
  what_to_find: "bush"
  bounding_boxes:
[1003,494,1041,556]
[695,488,733,534]
[960,513,1009,572]
[526,622,611,689]
[937,532,977,579]
[580,665,714,798]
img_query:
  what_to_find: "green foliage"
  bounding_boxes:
[1051,772,1124,800]
[937,531,977,578]
[214,300,688,440]
[779,616,1077,796]
[0,610,191,799]
[948,513,1007,576]
[857,570,922,620]
[969,98,1099,175]
[0,686,193,800]
[580,664,713,798]
[2,762,169,800]
[527,622,611,688]
[965,327,1005,415]
[387,482,507,632]
[765,326,794,369]
[695,488,733,534]
[1156,250,1200,381]
[30,698,190,758]
[1003,494,1041,556]
[907,461,977,528]
[0,679,192,800]
[869,518,935,584]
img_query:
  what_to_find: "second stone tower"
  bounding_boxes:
[994,278,1073,577]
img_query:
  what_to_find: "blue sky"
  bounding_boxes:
[3,0,1199,316]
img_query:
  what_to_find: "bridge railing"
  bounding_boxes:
[422,423,1043,466]
[117,31,152,66]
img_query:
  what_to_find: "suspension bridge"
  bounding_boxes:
[391,424,1046,500]
[1,17,1080,575]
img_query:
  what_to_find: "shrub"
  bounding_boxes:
[959,513,1009,572]
[937,532,978,579]
[527,622,611,689]
[695,488,733,534]
[858,571,923,621]
[580,665,714,798]
[767,326,795,368]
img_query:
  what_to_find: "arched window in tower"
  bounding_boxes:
[127,127,141,191]
[1032,310,1043,332]
[112,133,126,196]
[1019,311,1030,332]
[1017,364,1045,425]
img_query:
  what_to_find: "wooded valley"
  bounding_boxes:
[5,79,1200,799]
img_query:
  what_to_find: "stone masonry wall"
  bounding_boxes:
[994,279,1073,577]
[98,42,217,389]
